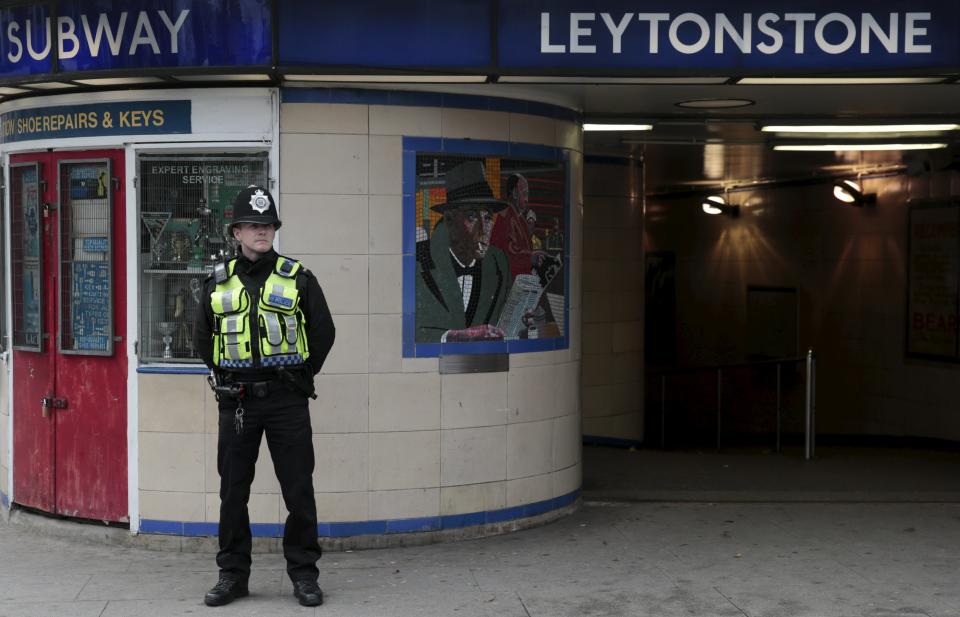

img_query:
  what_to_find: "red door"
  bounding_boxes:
[11,150,128,522]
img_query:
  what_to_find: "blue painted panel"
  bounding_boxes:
[0,100,191,144]
[55,0,271,72]
[279,0,491,68]
[0,5,51,78]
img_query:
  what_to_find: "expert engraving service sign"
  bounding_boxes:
[0,100,191,143]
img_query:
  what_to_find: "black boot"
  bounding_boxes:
[204,576,249,606]
[292,580,324,606]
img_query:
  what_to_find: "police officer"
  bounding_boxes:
[194,185,335,607]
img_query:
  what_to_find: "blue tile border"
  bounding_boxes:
[401,136,571,358]
[280,88,580,123]
[137,366,209,375]
[582,435,644,449]
[140,488,580,538]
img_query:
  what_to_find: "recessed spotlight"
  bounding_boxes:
[676,98,754,109]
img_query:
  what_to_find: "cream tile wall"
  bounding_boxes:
[135,97,583,531]
[581,160,645,441]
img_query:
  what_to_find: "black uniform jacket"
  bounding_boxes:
[194,250,336,379]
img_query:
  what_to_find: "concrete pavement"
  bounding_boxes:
[2,445,960,616]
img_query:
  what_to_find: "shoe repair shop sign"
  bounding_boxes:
[0,100,191,143]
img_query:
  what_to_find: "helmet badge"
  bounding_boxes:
[249,189,270,214]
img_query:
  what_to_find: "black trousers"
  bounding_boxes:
[217,387,321,582]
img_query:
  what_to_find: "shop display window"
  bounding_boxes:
[137,153,268,363]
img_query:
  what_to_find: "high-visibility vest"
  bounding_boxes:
[210,256,310,369]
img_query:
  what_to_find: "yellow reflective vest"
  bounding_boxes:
[210,256,310,369]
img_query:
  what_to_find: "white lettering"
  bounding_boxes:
[905,12,931,53]
[81,12,128,57]
[784,13,815,53]
[637,13,669,53]
[715,13,751,53]
[861,13,898,53]
[815,13,855,54]
[570,13,596,53]
[7,22,22,63]
[669,13,710,55]
[540,13,565,53]
[128,10,160,55]
[756,13,783,54]
[57,16,80,60]
[600,13,633,54]
[26,18,51,61]
[157,9,189,54]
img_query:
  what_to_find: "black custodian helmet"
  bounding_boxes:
[230,185,282,230]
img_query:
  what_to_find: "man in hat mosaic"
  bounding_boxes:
[194,185,335,607]
[415,161,513,343]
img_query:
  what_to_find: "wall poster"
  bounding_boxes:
[404,140,568,357]
[907,200,960,360]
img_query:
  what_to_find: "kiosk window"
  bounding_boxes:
[137,154,268,362]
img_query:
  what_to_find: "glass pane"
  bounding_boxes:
[138,154,268,362]
[59,161,112,355]
[10,164,42,351]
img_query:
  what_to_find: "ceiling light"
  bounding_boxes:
[701,195,739,217]
[498,76,729,84]
[283,74,487,83]
[738,77,943,85]
[20,81,77,90]
[0,86,28,95]
[833,179,876,206]
[583,123,653,131]
[762,124,959,134]
[174,74,272,81]
[774,143,948,152]
[676,98,754,109]
[74,77,165,85]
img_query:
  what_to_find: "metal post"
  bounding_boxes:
[716,368,722,450]
[660,375,666,449]
[811,353,816,459]
[776,363,782,454]
[805,349,814,460]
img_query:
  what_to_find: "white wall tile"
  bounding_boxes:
[369,255,402,314]
[369,135,402,195]
[294,254,368,315]
[557,361,580,417]
[551,462,582,498]
[507,420,553,479]
[369,488,439,519]
[140,490,205,522]
[279,194,368,255]
[281,134,368,194]
[441,109,509,141]
[369,314,403,374]
[320,315,368,374]
[507,365,558,423]
[369,373,441,432]
[369,431,440,490]
[505,474,552,507]
[402,357,439,373]
[369,195,403,254]
[369,105,441,136]
[313,433,368,492]
[557,120,582,152]
[203,385,220,434]
[440,481,505,515]
[280,103,368,134]
[441,426,506,486]
[552,413,581,471]
[140,432,203,492]
[138,374,204,434]
[315,491,368,522]
[509,114,556,146]
[441,372,508,429]
[310,374,369,434]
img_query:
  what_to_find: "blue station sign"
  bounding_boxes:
[0,100,191,143]
[498,1,960,71]
[0,0,270,79]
